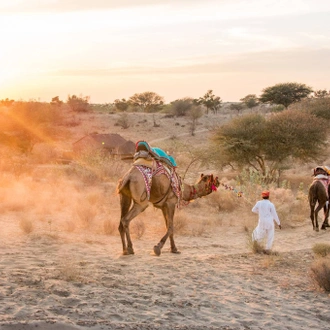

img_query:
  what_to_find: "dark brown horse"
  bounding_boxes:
[117,168,219,256]
[308,179,330,231]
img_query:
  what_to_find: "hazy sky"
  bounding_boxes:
[0,0,329,103]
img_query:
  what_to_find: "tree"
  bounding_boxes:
[67,94,90,112]
[169,98,194,117]
[259,82,313,108]
[128,91,164,113]
[50,96,63,107]
[313,89,330,98]
[187,105,203,136]
[229,102,244,115]
[195,90,222,114]
[240,94,259,108]
[211,110,327,181]
[113,98,129,112]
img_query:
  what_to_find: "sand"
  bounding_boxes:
[1,211,330,330]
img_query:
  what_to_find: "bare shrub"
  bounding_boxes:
[103,219,117,235]
[19,218,34,234]
[312,243,330,257]
[311,258,330,291]
[174,214,188,234]
[206,190,237,212]
[76,204,97,228]
[31,143,59,164]
[57,260,83,282]
[246,230,264,254]
[131,218,146,239]
[65,220,76,233]
[191,222,207,237]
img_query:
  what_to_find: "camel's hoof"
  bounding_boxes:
[153,245,161,256]
[123,249,134,255]
[321,226,326,230]
[316,227,320,232]
[171,249,181,254]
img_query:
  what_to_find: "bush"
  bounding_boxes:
[311,258,330,291]
[312,243,330,257]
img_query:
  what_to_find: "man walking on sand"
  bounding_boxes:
[252,191,281,253]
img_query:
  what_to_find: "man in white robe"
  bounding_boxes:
[252,191,281,252]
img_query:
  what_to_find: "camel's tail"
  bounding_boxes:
[116,176,129,194]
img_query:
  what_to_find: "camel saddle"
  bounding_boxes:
[134,140,177,168]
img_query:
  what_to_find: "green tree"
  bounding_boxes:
[170,98,194,117]
[229,102,244,115]
[211,110,327,181]
[313,89,330,98]
[195,90,222,114]
[259,82,313,108]
[67,94,90,112]
[240,94,259,108]
[113,98,129,112]
[128,91,164,113]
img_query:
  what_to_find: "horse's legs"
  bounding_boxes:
[153,203,178,256]
[119,195,148,255]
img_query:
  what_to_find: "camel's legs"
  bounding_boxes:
[119,195,148,255]
[314,203,324,232]
[321,204,330,230]
[153,204,179,256]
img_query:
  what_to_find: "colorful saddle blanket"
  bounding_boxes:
[135,141,177,168]
[134,160,181,202]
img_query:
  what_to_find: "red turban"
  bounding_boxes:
[261,191,270,197]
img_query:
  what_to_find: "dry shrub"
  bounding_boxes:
[65,220,76,233]
[174,214,188,234]
[246,230,264,254]
[191,222,207,237]
[312,243,330,257]
[76,203,97,228]
[206,189,237,213]
[103,219,117,235]
[311,258,330,291]
[57,259,83,282]
[31,143,59,164]
[19,218,34,234]
[131,218,146,239]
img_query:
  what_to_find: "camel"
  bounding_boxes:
[308,179,330,231]
[117,166,219,256]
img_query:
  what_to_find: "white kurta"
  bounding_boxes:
[252,199,280,250]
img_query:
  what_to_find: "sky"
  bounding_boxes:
[0,0,329,104]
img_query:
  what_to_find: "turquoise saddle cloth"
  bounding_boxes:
[135,141,177,167]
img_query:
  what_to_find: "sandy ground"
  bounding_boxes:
[1,211,330,330]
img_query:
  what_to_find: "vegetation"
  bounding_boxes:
[169,98,195,117]
[195,90,222,114]
[67,94,90,112]
[211,110,327,181]
[259,82,313,108]
[240,94,259,108]
[128,91,164,112]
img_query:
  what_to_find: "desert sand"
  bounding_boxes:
[1,201,330,330]
[1,110,330,330]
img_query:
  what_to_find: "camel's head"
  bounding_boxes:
[198,173,220,195]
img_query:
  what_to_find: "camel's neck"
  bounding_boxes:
[182,182,209,201]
